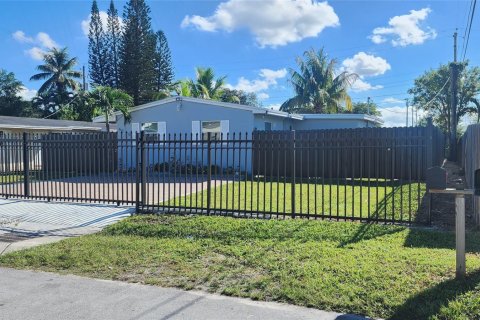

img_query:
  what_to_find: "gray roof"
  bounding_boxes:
[0,116,111,131]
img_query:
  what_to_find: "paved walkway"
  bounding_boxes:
[0,199,134,255]
[0,268,369,320]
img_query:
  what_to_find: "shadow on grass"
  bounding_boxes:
[389,269,480,320]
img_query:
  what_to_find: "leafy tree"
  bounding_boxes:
[408,61,480,137]
[154,30,174,91]
[119,0,157,105]
[0,69,37,117]
[88,0,107,86]
[280,48,357,114]
[105,0,122,88]
[188,67,226,100]
[89,86,133,132]
[30,47,81,98]
[220,88,260,107]
[348,101,381,117]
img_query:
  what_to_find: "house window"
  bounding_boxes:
[202,121,221,139]
[141,122,158,134]
[264,122,272,131]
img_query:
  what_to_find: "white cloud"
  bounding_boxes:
[17,86,38,101]
[351,79,383,92]
[36,32,58,49]
[25,47,46,60]
[12,30,59,60]
[382,97,404,104]
[227,68,287,95]
[181,0,340,47]
[342,52,391,77]
[81,11,124,36]
[257,92,270,100]
[369,8,437,46]
[379,105,426,127]
[12,31,34,44]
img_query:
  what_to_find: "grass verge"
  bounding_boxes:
[1,215,479,319]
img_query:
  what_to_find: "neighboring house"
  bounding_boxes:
[0,116,111,135]
[93,96,382,137]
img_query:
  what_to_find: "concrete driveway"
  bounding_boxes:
[0,199,134,255]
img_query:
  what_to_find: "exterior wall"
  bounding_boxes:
[292,118,371,130]
[117,100,255,134]
[253,114,294,131]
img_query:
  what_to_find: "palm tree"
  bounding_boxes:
[90,86,133,132]
[188,67,226,100]
[280,49,358,114]
[30,47,82,97]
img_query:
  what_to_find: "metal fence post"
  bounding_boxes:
[22,132,30,198]
[291,130,296,218]
[135,131,145,214]
[207,132,212,215]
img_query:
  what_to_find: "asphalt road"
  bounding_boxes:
[0,268,370,320]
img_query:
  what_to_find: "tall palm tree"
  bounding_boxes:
[280,49,358,114]
[30,47,81,96]
[188,67,226,100]
[90,86,133,132]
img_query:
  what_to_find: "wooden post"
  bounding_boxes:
[456,194,466,278]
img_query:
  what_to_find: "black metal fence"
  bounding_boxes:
[0,124,445,224]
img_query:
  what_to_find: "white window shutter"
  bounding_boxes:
[157,122,166,139]
[131,123,140,134]
[220,120,229,139]
[192,121,201,139]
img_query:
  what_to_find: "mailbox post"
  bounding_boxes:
[427,166,472,279]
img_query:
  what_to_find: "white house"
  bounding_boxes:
[94,96,383,136]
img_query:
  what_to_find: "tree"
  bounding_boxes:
[348,101,381,117]
[220,88,260,107]
[154,30,174,91]
[280,48,357,114]
[119,0,157,105]
[89,86,133,132]
[88,0,107,86]
[188,67,226,100]
[0,69,37,117]
[408,61,480,137]
[30,47,81,97]
[105,0,122,88]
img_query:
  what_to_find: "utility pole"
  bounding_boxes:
[449,31,458,161]
[405,99,409,127]
[367,97,371,115]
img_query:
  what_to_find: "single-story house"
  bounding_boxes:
[0,116,111,136]
[93,96,383,136]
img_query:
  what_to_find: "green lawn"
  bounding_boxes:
[1,215,480,319]
[0,174,23,184]
[165,181,426,222]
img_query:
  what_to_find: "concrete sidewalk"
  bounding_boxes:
[0,268,369,320]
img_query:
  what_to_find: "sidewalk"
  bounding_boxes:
[0,268,370,320]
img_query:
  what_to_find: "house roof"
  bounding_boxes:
[93,96,383,125]
[0,116,109,131]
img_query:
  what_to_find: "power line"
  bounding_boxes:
[462,0,477,61]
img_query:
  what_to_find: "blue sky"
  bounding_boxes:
[1,0,478,126]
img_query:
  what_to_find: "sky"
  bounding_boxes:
[0,0,478,127]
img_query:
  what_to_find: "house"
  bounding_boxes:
[0,116,111,136]
[93,96,383,136]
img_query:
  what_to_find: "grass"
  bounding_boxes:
[1,215,480,319]
[164,180,426,222]
[0,174,23,184]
